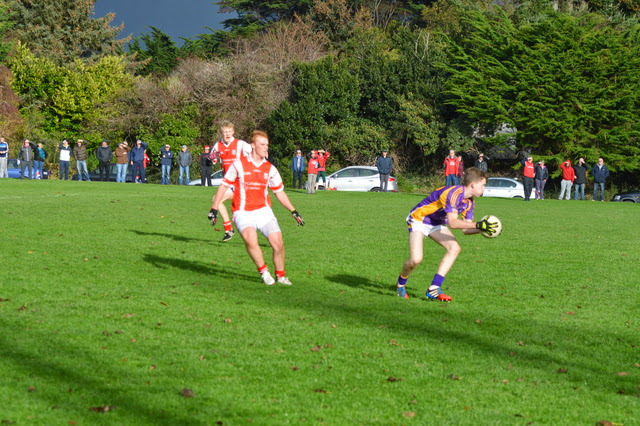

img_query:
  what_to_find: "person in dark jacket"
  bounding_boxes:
[96,140,113,182]
[534,160,548,200]
[376,150,393,192]
[18,139,36,179]
[160,144,173,185]
[73,140,91,181]
[591,158,610,201]
[177,145,193,185]
[474,153,488,172]
[573,158,590,200]
[33,142,47,179]
[130,140,148,183]
[290,149,306,189]
[199,146,214,186]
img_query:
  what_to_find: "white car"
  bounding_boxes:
[483,177,537,198]
[315,166,398,192]
[188,170,224,186]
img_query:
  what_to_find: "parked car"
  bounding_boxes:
[611,190,640,203]
[483,177,536,198]
[7,159,50,179]
[72,164,132,182]
[188,169,224,186]
[315,166,399,192]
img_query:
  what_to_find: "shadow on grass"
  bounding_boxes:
[0,319,196,424]
[326,274,391,297]
[142,253,257,282]
[131,230,211,243]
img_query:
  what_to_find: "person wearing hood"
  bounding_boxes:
[96,140,113,182]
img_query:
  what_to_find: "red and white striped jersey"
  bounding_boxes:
[222,155,284,212]
[210,138,252,174]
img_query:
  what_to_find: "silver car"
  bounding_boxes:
[188,170,224,186]
[483,177,536,198]
[316,166,398,192]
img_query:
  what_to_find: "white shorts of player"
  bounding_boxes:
[234,206,281,237]
[406,216,446,237]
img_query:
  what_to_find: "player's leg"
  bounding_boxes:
[218,187,235,241]
[426,227,461,301]
[264,227,291,285]
[239,226,274,285]
[396,230,425,298]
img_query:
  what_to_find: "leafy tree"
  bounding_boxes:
[140,104,201,165]
[443,7,640,171]
[217,0,315,31]
[7,0,128,65]
[8,43,132,136]
[0,2,13,62]
[129,27,179,76]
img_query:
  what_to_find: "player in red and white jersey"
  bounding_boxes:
[209,121,252,242]
[209,130,305,286]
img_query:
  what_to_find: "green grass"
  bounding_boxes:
[1,180,639,425]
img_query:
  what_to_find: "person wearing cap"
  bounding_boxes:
[290,149,306,189]
[316,149,330,189]
[73,139,91,181]
[58,139,72,180]
[199,145,214,186]
[96,140,113,182]
[160,144,174,185]
[177,144,193,185]
[130,139,148,183]
[114,141,131,182]
[376,149,393,192]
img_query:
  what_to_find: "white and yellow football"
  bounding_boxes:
[480,215,502,238]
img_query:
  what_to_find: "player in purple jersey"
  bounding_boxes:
[396,167,498,301]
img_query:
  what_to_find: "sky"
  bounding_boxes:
[92,0,233,46]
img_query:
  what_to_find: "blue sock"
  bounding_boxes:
[430,274,445,288]
[397,275,408,286]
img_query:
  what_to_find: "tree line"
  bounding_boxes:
[1,0,640,186]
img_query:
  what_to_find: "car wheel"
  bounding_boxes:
[369,187,381,192]
[513,195,523,198]
[623,199,635,202]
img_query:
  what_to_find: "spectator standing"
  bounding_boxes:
[160,144,173,185]
[558,159,575,200]
[521,155,535,201]
[456,155,465,183]
[177,145,193,185]
[73,140,91,181]
[534,160,548,200]
[443,150,460,186]
[376,149,393,192]
[18,139,35,179]
[114,141,130,182]
[130,140,148,183]
[316,149,330,189]
[307,151,319,194]
[96,140,113,182]
[592,158,610,201]
[33,142,47,179]
[474,153,488,173]
[0,137,9,178]
[290,149,306,189]
[199,146,214,186]
[58,139,72,180]
[573,158,590,200]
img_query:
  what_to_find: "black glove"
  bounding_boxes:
[208,208,218,225]
[291,210,305,226]
[476,218,497,235]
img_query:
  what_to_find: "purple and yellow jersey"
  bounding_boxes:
[407,185,474,227]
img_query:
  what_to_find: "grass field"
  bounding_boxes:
[1,179,639,425]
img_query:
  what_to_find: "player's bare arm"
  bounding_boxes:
[274,191,305,226]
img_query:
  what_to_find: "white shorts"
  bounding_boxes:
[406,216,446,237]
[234,206,281,237]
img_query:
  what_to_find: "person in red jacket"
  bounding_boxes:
[307,151,319,194]
[558,159,575,200]
[521,155,535,201]
[443,150,460,186]
[316,149,330,189]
